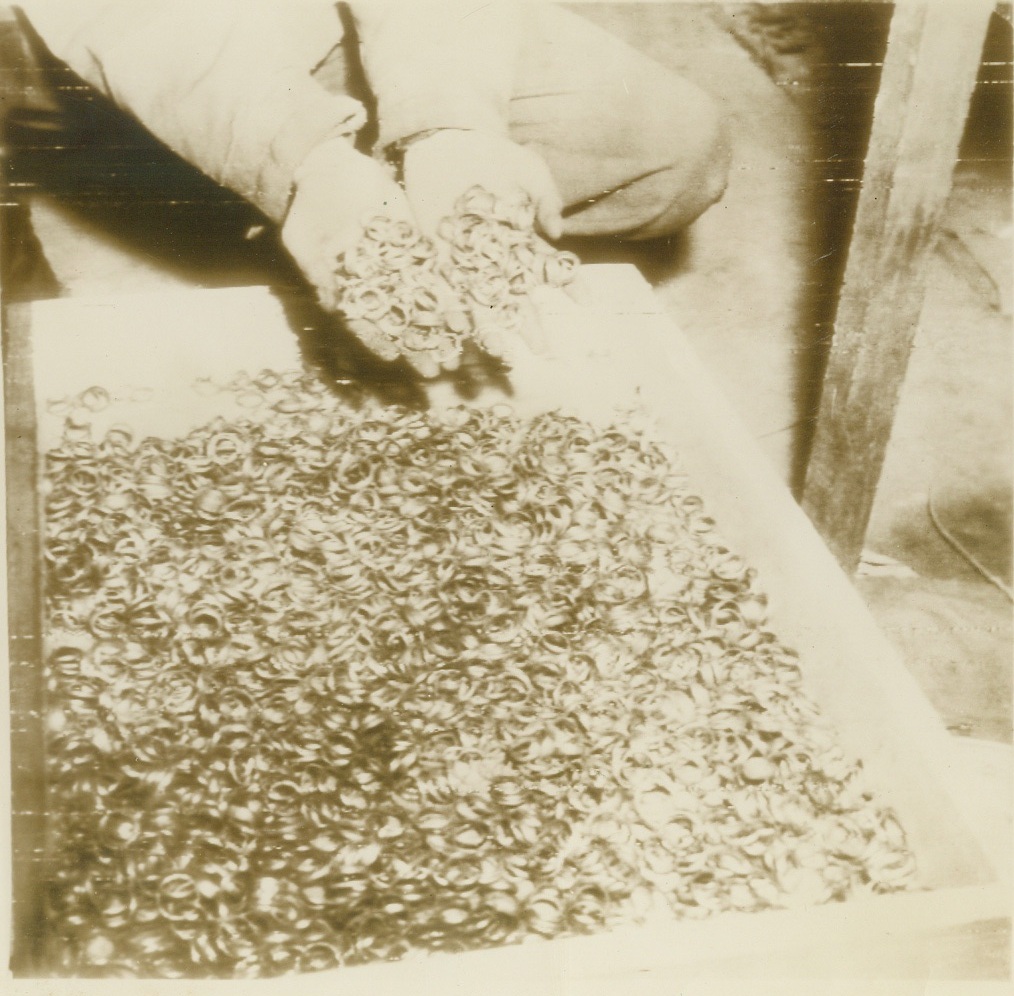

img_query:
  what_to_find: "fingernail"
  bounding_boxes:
[445,311,472,335]
[479,330,504,355]
[413,356,440,379]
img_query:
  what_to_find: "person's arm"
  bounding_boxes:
[347,0,521,152]
[345,1,562,242]
[15,0,366,221]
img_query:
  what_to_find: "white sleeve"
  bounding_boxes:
[15,0,367,221]
[347,0,521,151]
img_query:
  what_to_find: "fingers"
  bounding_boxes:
[332,169,583,377]
[472,317,507,360]
[445,308,471,337]
[403,352,441,379]
[535,186,564,242]
[346,318,456,380]
[348,297,552,377]
[345,318,400,362]
[563,269,594,307]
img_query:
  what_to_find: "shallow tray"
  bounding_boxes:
[5,267,1007,987]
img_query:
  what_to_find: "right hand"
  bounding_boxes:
[281,139,458,376]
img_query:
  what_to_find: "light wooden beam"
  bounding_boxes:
[801,0,995,574]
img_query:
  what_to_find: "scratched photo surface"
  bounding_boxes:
[2,1,1011,989]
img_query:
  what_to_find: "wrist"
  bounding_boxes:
[385,128,472,184]
[292,136,364,186]
[286,137,403,229]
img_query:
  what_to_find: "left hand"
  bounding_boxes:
[402,130,565,358]
[402,129,564,242]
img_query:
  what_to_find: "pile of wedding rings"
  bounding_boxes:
[331,187,579,364]
[41,370,916,977]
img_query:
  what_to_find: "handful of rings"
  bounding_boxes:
[332,186,580,366]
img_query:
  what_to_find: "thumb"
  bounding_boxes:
[520,151,564,242]
[535,184,564,242]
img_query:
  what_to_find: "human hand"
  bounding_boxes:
[331,216,471,377]
[282,139,464,376]
[435,186,581,359]
[403,132,579,359]
[402,130,564,242]
[283,137,585,376]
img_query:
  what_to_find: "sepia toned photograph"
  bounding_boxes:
[1,1,1011,990]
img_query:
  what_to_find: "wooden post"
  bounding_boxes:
[801,0,994,574]
[2,6,49,974]
[3,304,48,976]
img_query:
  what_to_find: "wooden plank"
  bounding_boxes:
[2,301,47,976]
[801,1,994,574]
[2,4,50,974]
